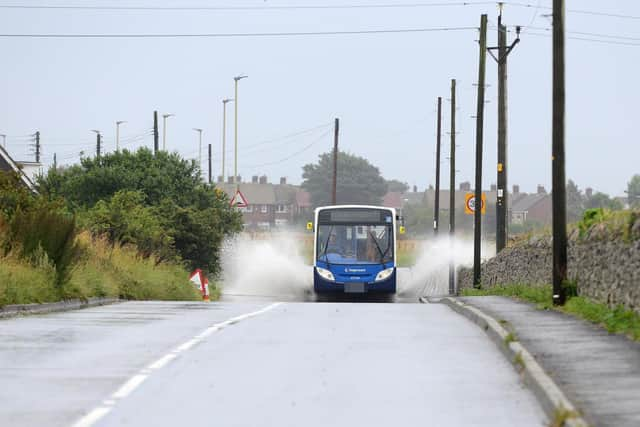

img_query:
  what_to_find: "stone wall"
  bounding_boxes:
[457,216,640,312]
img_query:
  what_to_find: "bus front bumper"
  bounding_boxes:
[314,268,396,294]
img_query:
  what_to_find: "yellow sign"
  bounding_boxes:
[497,163,503,172]
[399,226,406,235]
[306,222,313,231]
[465,193,486,215]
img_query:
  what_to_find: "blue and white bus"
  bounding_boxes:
[312,205,398,296]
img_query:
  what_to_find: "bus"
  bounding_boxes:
[312,205,398,296]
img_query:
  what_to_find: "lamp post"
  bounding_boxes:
[0,134,6,149]
[116,121,127,151]
[193,128,203,179]
[233,75,248,184]
[162,113,175,151]
[221,98,234,182]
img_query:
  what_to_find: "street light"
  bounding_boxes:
[115,121,127,151]
[0,134,6,149]
[162,113,175,151]
[233,75,248,184]
[193,128,203,179]
[222,98,234,181]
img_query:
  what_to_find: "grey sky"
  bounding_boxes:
[1,0,638,197]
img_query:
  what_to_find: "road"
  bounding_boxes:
[0,300,546,426]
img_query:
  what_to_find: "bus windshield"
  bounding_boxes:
[317,224,393,265]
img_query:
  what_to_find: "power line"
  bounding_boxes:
[507,1,640,21]
[246,130,331,168]
[0,2,496,12]
[511,26,640,46]
[0,26,478,39]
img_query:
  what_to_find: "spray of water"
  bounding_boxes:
[399,237,496,297]
[220,234,312,300]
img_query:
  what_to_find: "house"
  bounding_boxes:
[510,185,552,225]
[0,145,37,191]
[217,176,311,231]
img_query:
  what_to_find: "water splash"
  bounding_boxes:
[220,234,312,300]
[399,237,495,297]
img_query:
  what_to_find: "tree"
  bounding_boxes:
[584,191,623,211]
[386,179,409,193]
[566,179,584,222]
[627,174,640,208]
[37,148,242,274]
[301,151,388,207]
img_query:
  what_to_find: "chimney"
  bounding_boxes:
[413,185,417,193]
[490,183,497,191]
[259,175,267,185]
[460,181,471,191]
[280,177,287,185]
[585,187,593,198]
[217,176,223,183]
[252,175,259,184]
[513,185,520,195]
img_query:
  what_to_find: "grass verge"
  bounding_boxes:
[461,284,640,341]
[0,232,202,308]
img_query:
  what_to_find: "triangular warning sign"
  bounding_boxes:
[230,189,249,208]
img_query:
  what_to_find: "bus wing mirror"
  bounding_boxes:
[306,222,314,231]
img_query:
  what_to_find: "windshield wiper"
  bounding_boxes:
[369,231,385,263]
[322,226,334,266]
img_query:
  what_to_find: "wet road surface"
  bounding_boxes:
[0,300,546,427]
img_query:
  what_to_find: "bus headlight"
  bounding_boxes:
[316,267,335,282]
[375,268,394,282]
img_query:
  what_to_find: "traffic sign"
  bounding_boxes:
[465,193,486,215]
[230,189,249,208]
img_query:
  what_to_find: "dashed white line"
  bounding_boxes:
[111,374,148,399]
[69,302,282,427]
[71,407,111,427]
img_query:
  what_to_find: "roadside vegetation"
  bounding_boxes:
[462,284,640,341]
[462,207,640,341]
[0,149,241,307]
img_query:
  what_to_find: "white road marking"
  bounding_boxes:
[71,407,111,427]
[69,302,281,427]
[111,374,148,399]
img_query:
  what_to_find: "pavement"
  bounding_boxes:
[458,296,640,427]
[0,300,546,427]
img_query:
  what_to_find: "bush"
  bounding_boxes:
[7,205,80,288]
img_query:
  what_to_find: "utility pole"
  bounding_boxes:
[434,97,442,236]
[332,118,340,205]
[92,130,101,159]
[208,143,212,184]
[449,79,457,295]
[233,75,248,185]
[222,98,233,181]
[552,0,567,306]
[488,4,521,253]
[153,111,159,154]
[0,134,6,149]
[53,153,57,169]
[35,131,41,163]
[473,14,488,289]
[116,120,126,151]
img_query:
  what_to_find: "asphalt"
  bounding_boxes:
[459,296,640,427]
[0,301,546,427]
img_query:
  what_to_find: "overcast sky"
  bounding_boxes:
[1,0,638,196]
